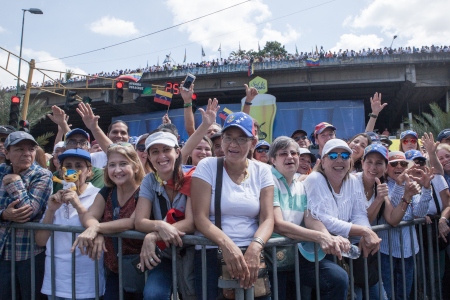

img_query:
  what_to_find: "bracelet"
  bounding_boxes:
[183,102,193,108]
[252,237,265,248]
[244,102,253,106]
[440,217,448,221]
[368,113,378,119]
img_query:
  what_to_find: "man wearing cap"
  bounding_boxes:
[313,122,336,158]
[0,132,52,299]
[438,129,450,145]
[291,129,311,149]
[52,128,104,193]
[253,140,270,163]
[0,125,16,164]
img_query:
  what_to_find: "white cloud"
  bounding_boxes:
[0,48,87,88]
[330,34,384,52]
[345,0,450,46]
[165,0,300,55]
[89,16,139,37]
[0,26,5,33]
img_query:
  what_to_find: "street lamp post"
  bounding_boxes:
[16,8,43,95]
[390,35,398,50]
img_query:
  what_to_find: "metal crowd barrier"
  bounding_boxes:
[1,216,446,300]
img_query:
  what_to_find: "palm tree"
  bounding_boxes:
[65,69,74,82]
[405,103,450,136]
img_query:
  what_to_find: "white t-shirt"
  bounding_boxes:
[192,157,274,248]
[428,174,449,215]
[91,151,107,169]
[41,183,105,298]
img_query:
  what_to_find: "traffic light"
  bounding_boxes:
[19,120,29,133]
[191,93,197,100]
[115,81,124,103]
[65,90,77,110]
[9,95,21,128]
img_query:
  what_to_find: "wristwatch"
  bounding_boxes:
[368,113,378,119]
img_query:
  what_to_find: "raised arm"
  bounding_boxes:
[47,105,71,138]
[181,98,219,163]
[76,103,113,152]
[422,132,444,175]
[365,92,387,133]
[242,84,258,115]
[181,81,195,137]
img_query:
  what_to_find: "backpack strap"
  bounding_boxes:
[215,158,224,230]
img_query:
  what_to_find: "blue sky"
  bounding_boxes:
[1,0,448,88]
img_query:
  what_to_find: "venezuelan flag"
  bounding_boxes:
[306,58,320,67]
[219,108,233,120]
[154,90,173,106]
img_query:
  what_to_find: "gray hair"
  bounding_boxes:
[268,136,300,159]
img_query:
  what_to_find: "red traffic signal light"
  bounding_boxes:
[11,95,20,104]
[116,81,124,89]
[191,93,197,100]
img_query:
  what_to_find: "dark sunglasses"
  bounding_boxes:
[293,136,307,142]
[327,152,351,160]
[402,139,417,145]
[413,159,426,167]
[389,161,409,168]
[136,144,146,152]
[256,148,269,153]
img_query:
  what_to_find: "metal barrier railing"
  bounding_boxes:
[1,217,445,300]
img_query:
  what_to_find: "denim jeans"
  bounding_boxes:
[194,249,271,300]
[0,251,46,300]
[268,270,311,300]
[354,281,388,300]
[298,254,349,300]
[143,257,173,300]
[48,297,95,300]
[104,270,143,300]
[380,253,414,300]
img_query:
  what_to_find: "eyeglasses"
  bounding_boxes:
[136,144,146,152]
[402,139,417,145]
[276,151,299,158]
[327,152,351,160]
[413,159,426,166]
[256,148,269,153]
[293,136,307,142]
[108,142,133,149]
[66,139,89,148]
[222,136,252,145]
[389,161,409,168]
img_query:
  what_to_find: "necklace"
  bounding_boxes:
[362,175,375,200]
[224,159,250,184]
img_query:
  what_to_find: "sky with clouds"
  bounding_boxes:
[0,0,449,88]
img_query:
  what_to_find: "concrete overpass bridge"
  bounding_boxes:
[31,53,450,141]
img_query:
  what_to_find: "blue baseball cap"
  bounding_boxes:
[400,130,418,140]
[405,150,426,161]
[58,148,91,164]
[65,128,90,142]
[222,112,255,137]
[255,140,270,149]
[437,129,450,142]
[297,242,325,262]
[363,144,389,162]
[366,131,380,143]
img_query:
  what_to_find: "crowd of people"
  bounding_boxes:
[2,43,449,93]
[1,79,450,300]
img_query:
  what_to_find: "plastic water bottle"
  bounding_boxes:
[341,245,361,259]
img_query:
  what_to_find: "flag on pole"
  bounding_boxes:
[146,60,149,68]
[201,46,205,57]
[295,45,299,55]
[183,48,186,63]
[306,57,320,67]
[219,108,233,120]
[218,44,221,52]
[315,45,318,55]
[239,42,241,52]
[157,56,159,66]
[154,90,173,106]
[248,57,254,77]
[258,41,261,52]
[163,53,171,64]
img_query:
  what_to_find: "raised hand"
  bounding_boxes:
[198,98,220,128]
[76,103,100,131]
[180,81,194,103]
[244,84,258,103]
[162,113,171,124]
[421,132,439,154]
[47,105,68,127]
[409,166,434,189]
[403,174,421,199]
[375,177,389,200]
[370,92,387,115]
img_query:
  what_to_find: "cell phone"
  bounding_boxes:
[182,73,196,91]
[131,246,162,274]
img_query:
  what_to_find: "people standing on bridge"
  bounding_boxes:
[0,132,53,300]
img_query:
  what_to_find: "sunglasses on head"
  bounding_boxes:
[136,144,146,152]
[402,139,417,145]
[413,159,426,166]
[256,148,269,153]
[327,152,351,160]
[389,161,409,168]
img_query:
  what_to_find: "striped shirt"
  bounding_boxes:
[271,167,307,230]
[0,163,52,261]
[377,177,432,258]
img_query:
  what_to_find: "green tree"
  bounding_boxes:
[405,102,450,136]
[65,69,74,82]
[261,41,287,57]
